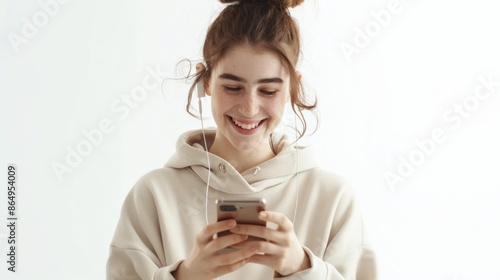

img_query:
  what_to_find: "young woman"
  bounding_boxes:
[107,0,377,279]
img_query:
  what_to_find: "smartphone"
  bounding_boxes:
[216,198,267,242]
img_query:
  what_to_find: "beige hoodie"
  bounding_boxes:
[107,129,377,280]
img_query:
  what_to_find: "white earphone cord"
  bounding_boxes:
[292,110,300,225]
[199,83,219,280]
[199,98,211,226]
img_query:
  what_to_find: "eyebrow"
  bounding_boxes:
[218,73,284,84]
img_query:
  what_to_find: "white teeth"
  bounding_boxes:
[232,118,259,130]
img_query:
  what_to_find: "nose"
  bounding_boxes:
[238,90,260,117]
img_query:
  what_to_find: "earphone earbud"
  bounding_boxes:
[196,62,206,98]
[197,79,205,98]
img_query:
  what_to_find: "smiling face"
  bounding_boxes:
[206,44,290,156]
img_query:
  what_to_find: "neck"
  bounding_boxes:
[209,134,276,173]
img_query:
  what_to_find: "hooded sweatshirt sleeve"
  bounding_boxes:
[106,177,179,280]
[275,183,377,280]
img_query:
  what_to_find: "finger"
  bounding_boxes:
[208,233,248,252]
[211,245,258,271]
[230,240,281,256]
[259,211,294,232]
[196,220,237,244]
[216,244,259,261]
[230,224,285,244]
[248,253,272,266]
[211,257,250,277]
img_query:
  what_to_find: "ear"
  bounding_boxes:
[195,63,205,72]
[296,71,302,82]
[204,79,211,96]
[196,63,211,96]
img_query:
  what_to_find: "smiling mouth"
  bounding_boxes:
[229,116,263,130]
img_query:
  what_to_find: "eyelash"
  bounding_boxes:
[261,90,277,96]
[223,86,277,96]
[224,86,241,92]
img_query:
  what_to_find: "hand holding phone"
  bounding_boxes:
[216,198,267,251]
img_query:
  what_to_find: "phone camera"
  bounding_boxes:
[220,205,238,212]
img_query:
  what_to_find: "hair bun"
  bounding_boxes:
[219,0,238,4]
[218,0,304,9]
[284,0,304,8]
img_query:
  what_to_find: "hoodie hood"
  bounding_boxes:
[166,129,319,194]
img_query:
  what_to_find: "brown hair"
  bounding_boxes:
[187,0,317,138]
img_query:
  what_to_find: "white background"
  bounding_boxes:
[1,0,500,279]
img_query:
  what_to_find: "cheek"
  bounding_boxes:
[211,97,222,118]
[268,97,288,119]
[211,92,231,116]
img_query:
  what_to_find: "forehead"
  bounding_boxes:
[213,44,289,79]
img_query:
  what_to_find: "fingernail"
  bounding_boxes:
[259,212,267,219]
[226,220,236,227]
[241,234,248,240]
